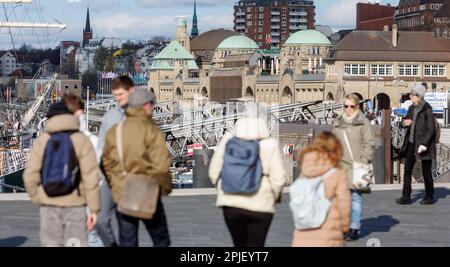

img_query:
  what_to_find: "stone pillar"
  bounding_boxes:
[192,149,215,188]
[275,57,279,75]
[271,59,274,75]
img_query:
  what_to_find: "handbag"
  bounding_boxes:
[342,130,375,192]
[115,122,160,220]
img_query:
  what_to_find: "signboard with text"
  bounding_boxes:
[424,92,449,113]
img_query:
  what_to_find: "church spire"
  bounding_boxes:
[191,0,199,38]
[84,7,92,33]
[83,7,93,47]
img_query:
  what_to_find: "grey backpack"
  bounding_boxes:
[289,168,336,230]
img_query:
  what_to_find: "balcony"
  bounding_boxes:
[271,25,280,29]
[271,18,280,22]
[236,18,245,23]
[290,11,307,16]
[271,32,280,36]
[290,18,307,23]
[236,25,245,30]
[272,38,280,43]
[236,11,245,16]
[271,11,280,16]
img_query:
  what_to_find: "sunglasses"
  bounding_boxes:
[344,105,357,109]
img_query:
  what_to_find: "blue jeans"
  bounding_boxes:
[350,191,363,230]
[96,179,118,247]
[86,207,104,247]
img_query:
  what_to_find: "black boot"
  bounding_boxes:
[396,196,412,205]
[344,229,359,241]
[420,196,434,205]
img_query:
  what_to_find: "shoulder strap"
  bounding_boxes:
[342,131,354,161]
[115,122,127,175]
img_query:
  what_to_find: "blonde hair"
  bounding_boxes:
[344,94,361,108]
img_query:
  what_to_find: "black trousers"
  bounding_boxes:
[223,207,273,247]
[116,198,171,247]
[402,143,434,198]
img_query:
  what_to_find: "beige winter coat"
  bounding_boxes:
[291,152,351,247]
[23,115,100,213]
[209,117,287,214]
[332,111,375,187]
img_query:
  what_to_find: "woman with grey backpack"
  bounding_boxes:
[332,94,375,241]
[209,104,286,247]
[290,132,351,247]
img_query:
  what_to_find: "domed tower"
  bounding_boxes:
[176,17,190,52]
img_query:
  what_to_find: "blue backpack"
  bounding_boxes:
[220,137,263,194]
[41,131,80,197]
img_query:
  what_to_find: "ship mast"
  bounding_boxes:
[0,0,66,29]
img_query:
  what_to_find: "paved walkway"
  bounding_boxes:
[1,185,450,247]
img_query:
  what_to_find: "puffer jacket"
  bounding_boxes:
[208,117,287,214]
[332,111,375,187]
[23,114,100,213]
[291,152,351,247]
[101,108,172,204]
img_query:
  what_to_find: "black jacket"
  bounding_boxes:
[400,101,437,161]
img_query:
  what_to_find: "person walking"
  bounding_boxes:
[101,89,172,247]
[332,94,375,241]
[290,132,351,247]
[23,101,100,247]
[62,94,104,247]
[209,104,286,247]
[96,75,134,247]
[396,84,437,205]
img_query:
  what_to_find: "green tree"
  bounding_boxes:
[94,47,110,72]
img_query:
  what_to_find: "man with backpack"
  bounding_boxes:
[23,101,100,247]
[62,94,104,247]
[96,75,134,247]
[396,84,438,205]
[101,89,172,247]
[209,104,286,247]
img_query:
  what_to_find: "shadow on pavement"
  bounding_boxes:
[411,188,450,204]
[360,215,400,239]
[0,236,28,247]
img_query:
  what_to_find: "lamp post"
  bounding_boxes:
[86,86,89,129]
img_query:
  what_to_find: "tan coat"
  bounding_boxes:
[332,111,375,187]
[209,117,287,214]
[291,152,351,247]
[23,115,100,213]
[101,108,172,204]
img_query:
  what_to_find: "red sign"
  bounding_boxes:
[187,144,203,156]
[283,144,295,157]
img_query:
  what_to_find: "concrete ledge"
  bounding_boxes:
[2,183,450,201]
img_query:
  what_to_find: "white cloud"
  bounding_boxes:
[93,13,176,39]
[317,0,394,29]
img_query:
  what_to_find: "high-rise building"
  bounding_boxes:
[356,2,395,31]
[234,0,315,50]
[394,0,446,32]
[432,0,450,37]
[83,7,93,47]
[191,0,199,38]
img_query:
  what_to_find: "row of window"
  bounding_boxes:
[344,64,447,77]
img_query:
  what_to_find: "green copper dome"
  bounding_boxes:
[285,30,332,46]
[178,18,187,27]
[217,35,259,50]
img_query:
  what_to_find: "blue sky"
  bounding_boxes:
[0,0,398,49]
